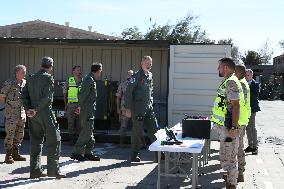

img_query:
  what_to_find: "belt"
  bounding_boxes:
[68,102,78,104]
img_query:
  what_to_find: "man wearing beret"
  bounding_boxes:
[70,63,102,161]
[21,56,65,179]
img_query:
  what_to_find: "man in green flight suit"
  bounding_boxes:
[21,57,65,179]
[124,56,158,162]
[70,63,102,161]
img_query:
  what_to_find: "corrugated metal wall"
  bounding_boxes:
[0,43,168,126]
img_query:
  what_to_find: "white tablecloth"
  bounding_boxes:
[149,139,204,153]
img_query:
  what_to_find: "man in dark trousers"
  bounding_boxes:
[244,69,261,155]
[21,57,65,179]
[124,56,158,162]
[70,63,102,161]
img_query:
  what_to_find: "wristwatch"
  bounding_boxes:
[231,126,238,130]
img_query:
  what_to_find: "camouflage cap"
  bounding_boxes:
[41,56,54,67]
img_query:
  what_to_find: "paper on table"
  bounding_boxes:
[154,129,167,144]
[181,139,204,148]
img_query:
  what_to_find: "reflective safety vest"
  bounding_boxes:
[240,78,251,126]
[67,76,81,103]
[211,74,246,127]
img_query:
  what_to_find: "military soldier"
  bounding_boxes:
[21,57,65,179]
[0,65,27,164]
[124,56,158,162]
[235,64,251,182]
[211,57,246,189]
[63,65,82,144]
[116,70,134,146]
[70,63,102,161]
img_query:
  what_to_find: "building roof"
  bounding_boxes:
[0,19,119,40]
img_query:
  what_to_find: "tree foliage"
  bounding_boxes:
[217,38,241,63]
[121,12,211,43]
[279,40,284,52]
[121,26,143,40]
[144,24,172,40]
[258,41,273,64]
[241,51,264,65]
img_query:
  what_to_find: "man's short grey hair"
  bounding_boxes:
[14,65,26,75]
[141,56,152,62]
[246,69,253,75]
[41,56,54,69]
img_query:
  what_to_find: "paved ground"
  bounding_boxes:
[0,101,284,189]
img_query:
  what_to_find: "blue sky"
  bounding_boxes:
[1,0,283,61]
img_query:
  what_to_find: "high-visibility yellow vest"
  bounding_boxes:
[211,74,246,127]
[240,77,251,126]
[67,76,81,103]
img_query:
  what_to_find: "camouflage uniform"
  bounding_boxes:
[62,78,82,140]
[116,79,131,138]
[0,79,26,151]
[213,79,241,186]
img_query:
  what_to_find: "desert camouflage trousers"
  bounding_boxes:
[213,124,240,186]
[66,103,81,136]
[4,116,26,150]
[119,114,130,137]
[238,127,246,174]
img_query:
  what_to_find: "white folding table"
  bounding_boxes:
[149,138,205,189]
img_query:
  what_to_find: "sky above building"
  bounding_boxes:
[1,0,283,61]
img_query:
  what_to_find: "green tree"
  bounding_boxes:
[279,40,284,52]
[144,23,172,40]
[167,13,211,43]
[217,38,241,63]
[258,41,273,64]
[241,50,264,65]
[121,12,212,43]
[121,26,143,40]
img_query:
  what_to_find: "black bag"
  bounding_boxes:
[182,119,211,139]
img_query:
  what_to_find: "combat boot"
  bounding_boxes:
[70,153,86,161]
[130,152,141,162]
[244,146,253,153]
[4,149,14,164]
[252,147,258,155]
[12,147,26,161]
[48,172,66,179]
[84,153,100,161]
[237,173,244,182]
[30,171,47,179]
[226,184,236,189]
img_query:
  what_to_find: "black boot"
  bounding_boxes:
[244,146,253,153]
[252,147,258,155]
[4,149,14,164]
[48,172,66,179]
[84,153,100,161]
[70,153,86,161]
[12,147,26,161]
[130,152,141,162]
[30,171,47,179]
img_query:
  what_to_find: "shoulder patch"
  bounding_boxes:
[129,77,136,84]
